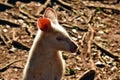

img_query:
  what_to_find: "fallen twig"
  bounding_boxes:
[97,51,111,68]
[0,34,10,47]
[35,0,51,16]
[87,24,96,71]
[84,1,120,11]
[93,40,120,61]
[56,0,72,10]
[60,22,88,32]
[0,19,20,27]
[19,8,37,20]
[81,33,87,47]
[11,40,30,51]
[0,59,23,72]
[101,12,120,22]
[0,2,14,8]
[87,24,94,53]
[7,11,37,24]
[0,27,11,47]
[86,10,96,23]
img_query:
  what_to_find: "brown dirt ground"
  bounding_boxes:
[0,0,120,80]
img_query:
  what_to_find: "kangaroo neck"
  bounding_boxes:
[29,30,57,58]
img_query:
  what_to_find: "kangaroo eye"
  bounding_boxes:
[56,36,64,41]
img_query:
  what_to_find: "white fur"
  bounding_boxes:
[23,8,77,80]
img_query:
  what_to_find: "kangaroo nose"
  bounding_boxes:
[70,42,77,53]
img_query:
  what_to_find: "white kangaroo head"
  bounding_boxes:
[37,7,77,53]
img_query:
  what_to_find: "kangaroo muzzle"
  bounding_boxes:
[69,42,78,53]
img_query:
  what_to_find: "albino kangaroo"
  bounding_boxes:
[23,7,77,80]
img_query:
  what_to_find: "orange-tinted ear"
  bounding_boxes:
[37,17,51,31]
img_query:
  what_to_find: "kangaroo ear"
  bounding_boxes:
[44,7,58,24]
[37,17,51,31]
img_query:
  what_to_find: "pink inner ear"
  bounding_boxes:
[44,7,55,17]
[37,17,51,31]
[43,7,57,24]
